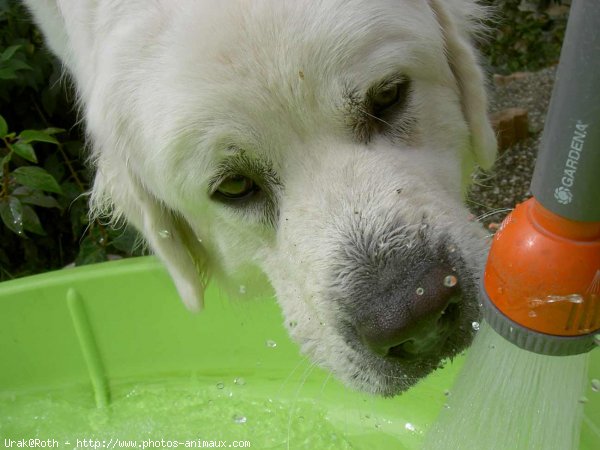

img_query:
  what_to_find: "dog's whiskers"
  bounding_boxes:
[358,106,394,128]
[473,207,512,223]
[286,361,318,450]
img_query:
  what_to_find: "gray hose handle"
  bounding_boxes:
[531,0,600,222]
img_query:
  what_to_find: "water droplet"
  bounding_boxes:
[528,311,537,318]
[266,340,277,348]
[593,334,600,346]
[444,390,451,397]
[578,396,589,404]
[232,415,247,424]
[591,379,600,392]
[443,275,458,288]
[444,403,451,409]
[216,382,225,389]
[529,294,584,307]
[472,322,480,331]
[158,229,171,239]
[239,285,246,294]
[405,423,416,432]
[289,320,298,328]
[234,377,246,386]
[197,236,203,243]
[416,287,425,296]
[448,245,456,253]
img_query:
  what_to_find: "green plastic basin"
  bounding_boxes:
[1,256,598,449]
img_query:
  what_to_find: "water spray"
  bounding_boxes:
[480,0,600,356]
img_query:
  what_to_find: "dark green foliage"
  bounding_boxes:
[480,0,568,73]
[0,0,144,280]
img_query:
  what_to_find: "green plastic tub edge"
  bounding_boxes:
[0,256,598,448]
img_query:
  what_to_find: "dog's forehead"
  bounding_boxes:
[173,0,443,83]
[160,0,446,150]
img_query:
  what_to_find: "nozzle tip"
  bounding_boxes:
[480,280,597,356]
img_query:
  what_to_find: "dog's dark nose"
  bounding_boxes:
[357,263,460,357]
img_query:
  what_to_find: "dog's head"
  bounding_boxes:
[58,0,497,396]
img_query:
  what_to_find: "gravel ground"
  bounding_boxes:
[467,65,558,229]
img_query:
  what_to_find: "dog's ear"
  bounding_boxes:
[91,168,209,312]
[427,0,497,171]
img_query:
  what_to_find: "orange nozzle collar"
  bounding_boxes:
[483,197,600,337]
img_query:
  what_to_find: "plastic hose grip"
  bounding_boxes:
[531,0,600,221]
[481,198,600,355]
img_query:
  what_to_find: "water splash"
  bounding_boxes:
[423,322,589,450]
[528,294,584,308]
[158,229,171,239]
[232,415,247,424]
[443,275,458,288]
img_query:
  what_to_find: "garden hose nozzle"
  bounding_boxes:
[480,0,600,356]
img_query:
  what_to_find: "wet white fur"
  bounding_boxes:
[24,0,496,393]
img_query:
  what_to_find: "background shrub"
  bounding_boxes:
[479,0,568,73]
[0,0,143,280]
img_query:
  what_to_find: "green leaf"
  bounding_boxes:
[12,166,63,194]
[6,59,32,72]
[0,67,17,80]
[0,114,7,137]
[110,226,143,254]
[43,127,66,135]
[18,130,60,145]
[76,233,108,266]
[10,142,37,163]
[21,205,46,235]
[1,152,11,167]
[0,196,24,235]
[12,186,61,209]
[0,45,22,62]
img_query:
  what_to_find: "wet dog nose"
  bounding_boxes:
[357,263,460,357]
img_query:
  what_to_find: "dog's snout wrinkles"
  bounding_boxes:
[358,263,460,358]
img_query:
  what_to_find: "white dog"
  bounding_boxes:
[25,0,496,396]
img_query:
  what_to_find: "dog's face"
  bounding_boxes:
[27,0,496,396]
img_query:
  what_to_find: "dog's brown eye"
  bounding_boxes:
[216,175,257,199]
[371,80,410,116]
[373,85,400,111]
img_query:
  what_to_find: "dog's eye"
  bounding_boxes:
[215,175,258,199]
[371,81,410,116]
